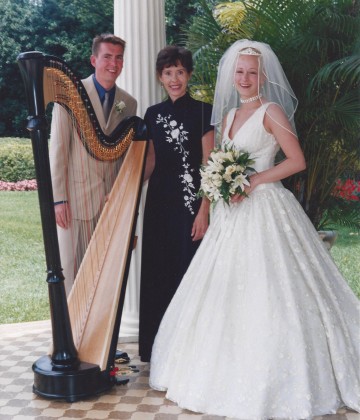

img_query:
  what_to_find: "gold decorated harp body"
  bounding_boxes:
[17,51,147,401]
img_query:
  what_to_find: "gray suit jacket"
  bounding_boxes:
[49,75,137,220]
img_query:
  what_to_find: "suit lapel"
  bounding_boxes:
[107,88,127,133]
[82,75,108,129]
[82,76,126,135]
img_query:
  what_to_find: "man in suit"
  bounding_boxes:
[49,33,137,296]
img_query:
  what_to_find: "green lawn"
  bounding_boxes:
[330,227,360,297]
[0,191,359,324]
[0,191,48,324]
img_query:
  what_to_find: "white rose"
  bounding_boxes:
[225,165,236,175]
[183,173,193,183]
[171,128,180,139]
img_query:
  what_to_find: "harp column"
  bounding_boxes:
[114,0,166,341]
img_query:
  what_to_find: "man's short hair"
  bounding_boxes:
[92,34,126,56]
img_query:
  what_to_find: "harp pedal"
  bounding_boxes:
[117,366,140,375]
[115,356,130,364]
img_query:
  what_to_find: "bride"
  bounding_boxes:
[148,40,360,419]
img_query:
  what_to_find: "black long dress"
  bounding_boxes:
[139,93,213,362]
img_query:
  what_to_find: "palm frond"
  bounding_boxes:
[319,199,360,231]
[308,55,360,91]
[331,91,360,129]
[182,0,360,228]
[214,2,252,38]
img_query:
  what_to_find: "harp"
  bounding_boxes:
[17,51,147,401]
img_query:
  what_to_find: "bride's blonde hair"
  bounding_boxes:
[211,40,298,142]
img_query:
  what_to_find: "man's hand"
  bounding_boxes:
[54,202,71,229]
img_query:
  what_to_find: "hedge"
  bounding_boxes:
[0,137,35,182]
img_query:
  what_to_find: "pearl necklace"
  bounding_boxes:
[240,93,262,104]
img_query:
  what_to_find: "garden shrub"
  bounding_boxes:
[0,137,35,181]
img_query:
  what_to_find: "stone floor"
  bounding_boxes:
[0,320,359,420]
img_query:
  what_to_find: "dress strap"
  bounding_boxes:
[260,102,275,113]
[257,102,272,124]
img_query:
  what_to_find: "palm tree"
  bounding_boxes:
[185,0,360,230]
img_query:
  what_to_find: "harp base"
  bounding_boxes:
[32,355,114,402]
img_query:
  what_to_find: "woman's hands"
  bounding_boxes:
[230,173,259,203]
[191,199,210,241]
[191,129,215,241]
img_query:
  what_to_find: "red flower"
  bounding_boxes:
[109,366,119,377]
[332,179,360,202]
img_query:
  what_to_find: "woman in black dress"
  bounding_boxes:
[139,46,214,362]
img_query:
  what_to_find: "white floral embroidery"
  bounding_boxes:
[156,113,197,214]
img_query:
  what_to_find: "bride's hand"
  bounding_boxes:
[230,189,249,203]
[230,174,259,203]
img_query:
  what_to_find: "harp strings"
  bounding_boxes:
[45,58,125,349]
[44,59,133,161]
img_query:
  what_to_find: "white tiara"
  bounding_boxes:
[239,47,261,56]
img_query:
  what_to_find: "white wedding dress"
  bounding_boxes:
[149,104,360,419]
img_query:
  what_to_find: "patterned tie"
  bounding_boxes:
[103,91,110,121]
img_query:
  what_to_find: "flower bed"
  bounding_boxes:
[0,179,37,191]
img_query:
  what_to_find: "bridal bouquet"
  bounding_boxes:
[198,145,255,205]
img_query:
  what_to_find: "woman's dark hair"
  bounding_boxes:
[156,46,193,76]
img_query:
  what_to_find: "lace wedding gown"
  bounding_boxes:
[149,104,360,419]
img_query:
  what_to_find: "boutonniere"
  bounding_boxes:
[114,100,126,114]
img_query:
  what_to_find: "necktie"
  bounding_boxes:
[103,92,110,121]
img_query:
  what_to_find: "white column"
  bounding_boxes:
[115,0,165,117]
[114,0,166,342]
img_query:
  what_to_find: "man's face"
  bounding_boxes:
[90,42,124,89]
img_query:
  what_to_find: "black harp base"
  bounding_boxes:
[32,356,114,402]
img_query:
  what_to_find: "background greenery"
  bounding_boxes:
[1,1,359,324]
[0,0,219,137]
[0,0,114,137]
[0,191,48,323]
[1,190,359,324]
[182,0,360,230]
[0,137,35,181]
[0,0,224,323]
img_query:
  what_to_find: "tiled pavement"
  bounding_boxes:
[0,320,359,420]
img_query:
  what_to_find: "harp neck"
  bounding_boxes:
[17,51,146,161]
